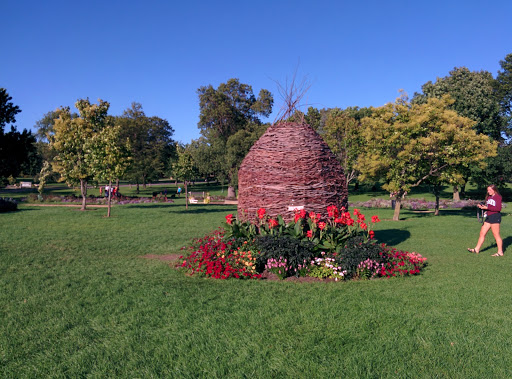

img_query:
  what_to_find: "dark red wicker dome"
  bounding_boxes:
[238,122,348,222]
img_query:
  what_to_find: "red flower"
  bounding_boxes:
[268,218,279,228]
[371,215,380,223]
[309,211,317,221]
[257,208,266,219]
[294,209,306,222]
[327,205,339,218]
[353,208,361,216]
[369,230,375,239]
[306,230,313,238]
[360,222,368,230]
[318,221,326,230]
[225,214,233,225]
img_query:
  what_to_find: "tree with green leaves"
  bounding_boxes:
[172,144,198,210]
[357,94,498,221]
[0,88,21,130]
[117,103,175,192]
[495,53,512,131]
[0,89,40,185]
[51,99,111,210]
[412,67,506,141]
[196,78,273,196]
[322,107,372,192]
[89,124,131,217]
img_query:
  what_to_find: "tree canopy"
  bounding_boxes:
[0,89,39,185]
[357,94,498,220]
[0,88,21,131]
[117,103,175,192]
[495,53,512,132]
[51,99,112,210]
[322,107,372,190]
[194,79,273,190]
[412,67,506,141]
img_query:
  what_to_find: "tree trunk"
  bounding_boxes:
[107,179,112,218]
[227,186,236,199]
[185,181,188,210]
[393,197,401,221]
[136,182,140,194]
[80,179,88,211]
[433,185,441,216]
[453,185,460,201]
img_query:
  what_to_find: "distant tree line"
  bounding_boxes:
[1,53,511,217]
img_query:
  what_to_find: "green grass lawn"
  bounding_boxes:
[1,198,512,377]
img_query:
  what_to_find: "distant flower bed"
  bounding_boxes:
[350,198,485,210]
[23,193,173,205]
[178,206,427,281]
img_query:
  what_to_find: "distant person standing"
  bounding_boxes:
[177,186,182,197]
[104,185,110,197]
[468,185,503,256]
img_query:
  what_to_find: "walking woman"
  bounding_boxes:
[468,185,504,256]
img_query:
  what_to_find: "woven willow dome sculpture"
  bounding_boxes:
[237,121,348,222]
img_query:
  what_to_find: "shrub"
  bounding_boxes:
[335,235,390,279]
[255,235,316,277]
[0,197,18,212]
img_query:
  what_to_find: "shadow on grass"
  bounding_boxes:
[173,205,236,214]
[478,236,512,254]
[397,208,478,220]
[123,203,175,209]
[375,229,411,246]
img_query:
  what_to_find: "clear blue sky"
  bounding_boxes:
[2,0,511,143]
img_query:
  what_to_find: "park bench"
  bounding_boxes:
[188,191,208,204]
[20,182,33,188]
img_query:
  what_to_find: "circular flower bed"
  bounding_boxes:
[178,206,427,281]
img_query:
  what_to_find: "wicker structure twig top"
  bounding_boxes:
[238,122,348,222]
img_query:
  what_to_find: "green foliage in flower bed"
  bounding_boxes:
[179,206,427,281]
[0,197,17,212]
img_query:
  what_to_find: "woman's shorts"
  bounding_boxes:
[485,213,501,224]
